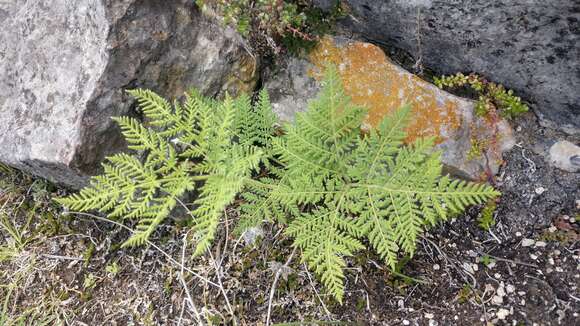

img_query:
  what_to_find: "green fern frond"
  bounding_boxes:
[235,89,277,148]
[243,66,500,302]
[58,87,276,249]
[275,66,366,180]
[127,89,173,127]
[286,207,364,303]
[192,146,262,255]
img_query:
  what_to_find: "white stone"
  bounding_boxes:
[535,186,546,195]
[521,238,535,247]
[403,320,410,325]
[496,308,510,320]
[506,284,515,293]
[463,262,475,274]
[549,140,580,173]
[491,295,503,305]
[535,241,547,247]
[497,286,506,297]
[425,313,434,319]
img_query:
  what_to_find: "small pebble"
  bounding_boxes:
[535,186,546,195]
[548,226,557,233]
[548,258,555,265]
[520,299,526,305]
[521,238,535,247]
[576,199,580,210]
[428,320,438,326]
[515,231,522,237]
[491,295,503,305]
[403,320,410,325]
[530,254,538,260]
[535,241,547,247]
[563,215,570,220]
[463,262,475,274]
[433,264,440,271]
[506,284,515,293]
[570,217,576,223]
[497,286,506,297]
[425,313,434,319]
[556,267,564,272]
[497,308,510,320]
[494,273,502,278]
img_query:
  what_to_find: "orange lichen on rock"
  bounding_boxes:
[308,37,462,143]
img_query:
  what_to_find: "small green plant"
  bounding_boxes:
[197,0,306,36]
[479,254,495,268]
[83,273,97,290]
[457,283,473,304]
[58,66,499,303]
[105,262,120,276]
[467,137,487,161]
[434,73,528,119]
[477,200,497,231]
[196,0,343,54]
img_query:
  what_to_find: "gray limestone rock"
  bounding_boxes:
[0,0,258,188]
[315,0,580,135]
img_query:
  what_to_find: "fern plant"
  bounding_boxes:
[239,67,500,302]
[56,89,275,254]
[57,67,499,303]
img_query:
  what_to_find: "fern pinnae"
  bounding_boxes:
[127,89,173,126]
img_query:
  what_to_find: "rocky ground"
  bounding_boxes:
[0,110,578,326]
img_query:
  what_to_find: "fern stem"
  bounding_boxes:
[354,183,497,197]
[190,175,210,181]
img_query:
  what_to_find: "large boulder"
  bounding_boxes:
[314,0,580,135]
[0,0,258,188]
[265,37,515,180]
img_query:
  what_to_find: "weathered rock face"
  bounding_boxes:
[314,0,580,135]
[265,37,515,180]
[0,0,258,188]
